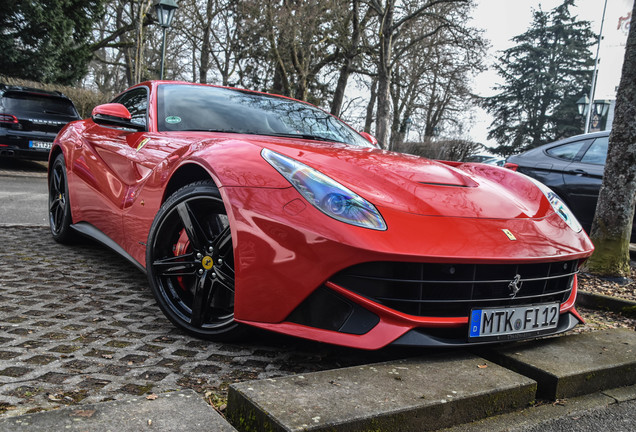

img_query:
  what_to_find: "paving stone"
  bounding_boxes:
[0,226,409,418]
[482,329,636,399]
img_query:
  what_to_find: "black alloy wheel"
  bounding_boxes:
[49,153,75,243]
[146,180,245,340]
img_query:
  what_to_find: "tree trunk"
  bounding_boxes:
[374,0,394,149]
[330,0,361,117]
[331,63,352,117]
[364,78,378,133]
[584,0,636,277]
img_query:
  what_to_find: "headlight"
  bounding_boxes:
[525,176,582,232]
[262,148,387,230]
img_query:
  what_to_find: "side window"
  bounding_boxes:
[112,88,148,129]
[580,136,608,165]
[545,141,588,161]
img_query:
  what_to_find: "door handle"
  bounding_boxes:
[568,169,586,176]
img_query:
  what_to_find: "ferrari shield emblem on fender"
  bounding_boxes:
[502,229,517,241]
[136,138,150,152]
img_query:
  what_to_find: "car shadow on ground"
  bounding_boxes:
[0,157,48,174]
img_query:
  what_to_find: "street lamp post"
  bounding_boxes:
[577,95,590,116]
[154,0,179,80]
[577,96,611,132]
[583,0,608,134]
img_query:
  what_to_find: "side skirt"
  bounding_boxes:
[71,222,147,274]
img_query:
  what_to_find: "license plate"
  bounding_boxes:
[469,303,559,339]
[29,140,52,150]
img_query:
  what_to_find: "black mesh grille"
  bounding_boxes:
[330,260,578,317]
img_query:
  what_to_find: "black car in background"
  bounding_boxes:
[505,131,635,241]
[0,85,80,160]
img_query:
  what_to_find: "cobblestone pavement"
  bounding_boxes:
[0,226,411,418]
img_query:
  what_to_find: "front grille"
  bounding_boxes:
[330,260,578,317]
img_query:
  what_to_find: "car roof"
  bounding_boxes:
[0,84,69,99]
[542,130,610,147]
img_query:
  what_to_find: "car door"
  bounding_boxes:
[531,138,591,201]
[72,87,151,247]
[561,135,608,232]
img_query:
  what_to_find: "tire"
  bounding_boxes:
[49,153,76,243]
[146,180,246,340]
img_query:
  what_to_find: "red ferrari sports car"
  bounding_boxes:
[48,81,594,350]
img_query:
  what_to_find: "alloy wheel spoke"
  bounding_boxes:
[212,225,232,252]
[212,276,235,295]
[153,253,197,277]
[53,168,62,193]
[215,261,235,281]
[190,271,216,328]
[49,197,62,213]
[52,207,61,232]
[176,201,209,251]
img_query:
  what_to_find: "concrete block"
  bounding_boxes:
[227,353,536,432]
[0,390,236,432]
[482,329,636,400]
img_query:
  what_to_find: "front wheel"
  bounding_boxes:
[146,180,246,340]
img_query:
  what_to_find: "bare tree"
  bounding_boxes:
[329,0,377,116]
[87,0,157,92]
[379,0,485,149]
[366,0,469,149]
[585,0,636,277]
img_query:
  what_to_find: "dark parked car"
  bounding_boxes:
[0,85,80,160]
[505,131,635,240]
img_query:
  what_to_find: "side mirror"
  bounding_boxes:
[359,131,378,146]
[92,103,145,131]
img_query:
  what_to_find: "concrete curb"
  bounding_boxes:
[0,390,237,432]
[226,329,636,432]
[479,329,636,400]
[578,291,636,317]
[227,353,536,432]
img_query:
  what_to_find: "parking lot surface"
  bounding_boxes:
[0,226,408,417]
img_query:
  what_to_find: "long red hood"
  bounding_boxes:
[254,140,552,220]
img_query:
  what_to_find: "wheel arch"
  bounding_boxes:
[162,162,217,203]
[48,145,64,178]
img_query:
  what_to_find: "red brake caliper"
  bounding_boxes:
[173,228,191,291]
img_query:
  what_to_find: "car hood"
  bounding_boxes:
[254,139,551,220]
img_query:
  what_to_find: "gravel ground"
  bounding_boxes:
[575,263,636,333]
[579,266,636,302]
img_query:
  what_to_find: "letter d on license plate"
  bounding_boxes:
[469,303,559,339]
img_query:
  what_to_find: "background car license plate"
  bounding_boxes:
[29,140,52,150]
[469,303,559,338]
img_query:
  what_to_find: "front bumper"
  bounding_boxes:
[221,185,593,349]
[0,131,55,160]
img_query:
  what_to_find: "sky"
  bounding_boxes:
[467,0,632,150]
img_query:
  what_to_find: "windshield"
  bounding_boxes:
[157,84,374,148]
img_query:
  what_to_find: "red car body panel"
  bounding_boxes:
[50,81,594,349]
